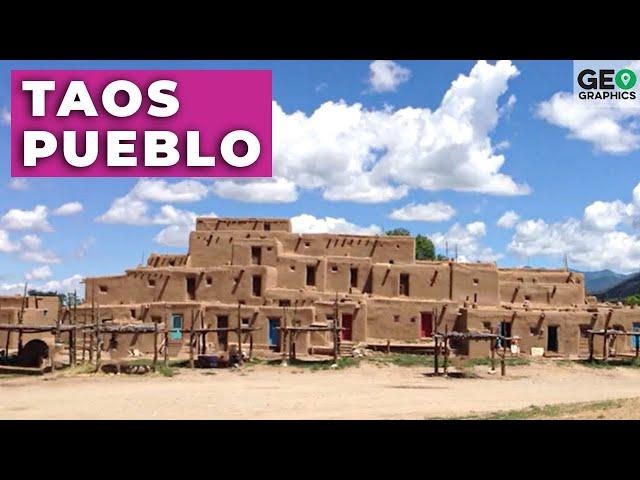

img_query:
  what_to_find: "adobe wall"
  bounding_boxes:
[195,217,291,232]
[451,263,500,306]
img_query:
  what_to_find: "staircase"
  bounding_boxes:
[339,341,355,357]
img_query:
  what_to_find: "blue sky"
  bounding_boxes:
[1,59,640,295]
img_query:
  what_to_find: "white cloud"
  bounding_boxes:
[0,230,19,253]
[40,274,84,295]
[0,107,9,126]
[25,265,53,280]
[291,214,382,236]
[507,183,640,272]
[388,202,456,222]
[315,82,328,92]
[75,236,95,258]
[261,60,528,204]
[367,60,411,93]
[212,177,298,203]
[431,221,501,262]
[537,91,640,154]
[132,179,208,203]
[154,208,217,248]
[497,210,520,228]
[52,201,83,216]
[1,205,52,232]
[97,179,209,225]
[12,234,62,264]
[8,179,28,191]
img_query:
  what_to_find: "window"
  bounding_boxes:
[350,268,358,288]
[148,278,156,287]
[331,265,338,272]
[252,275,262,296]
[43,309,48,317]
[251,246,262,265]
[130,309,136,318]
[264,223,271,231]
[524,295,531,301]
[99,285,108,293]
[399,273,410,296]
[242,317,250,326]
[473,278,479,286]
[304,242,310,248]
[393,315,400,323]
[186,277,196,300]
[306,265,316,286]
[290,265,296,271]
[279,299,291,307]
[206,277,213,286]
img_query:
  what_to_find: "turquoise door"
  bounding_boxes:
[632,323,640,349]
[170,314,183,340]
[268,318,280,348]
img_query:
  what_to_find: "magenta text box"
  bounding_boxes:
[11,70,272,177]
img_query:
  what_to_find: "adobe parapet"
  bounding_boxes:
[195,217,291,232]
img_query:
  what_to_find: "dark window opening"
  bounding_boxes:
[151,316,161,324]
[279,299,291,307]
[186,277,196,300]
[473,278,479,286]
[206,276,213,286]
[217,315,228,348]
[393,315,400,323]
[242,317,250,326]
[168,260,175,266]
[350,268,358,288]
[252,275,262,297]
[251,246,262,265]
[399,273,410,296]
[130,309,136,318]
[579,325,590,338]
[331,265,338,272]
[99,285,108,293]
[473,293,478,303]
[524,295,531,301]
[264,223,271,231]
[547,326,559,352]
[148,278,156,287]
[306,265,316,286]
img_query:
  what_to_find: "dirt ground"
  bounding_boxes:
[2,360,640,419]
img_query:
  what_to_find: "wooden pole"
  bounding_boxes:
[588,331,594,362]
[501,336,506,377]
[386,339,390,355]
[433,335,439,375]
[153,320,158,371]
[17,282,28,354]
[71,290,77,366]
[443,325,449,376]
[200,310,206,355]
[52,316,61,372]
[333,291,339,363]
[635,333,639,360]
[249,332,254,360]
[189,310,195,369]
[236,302,243,364]
[491,336,496,371]
[95,301,101,373]
[163,304,169,367]
[603,310,612,361]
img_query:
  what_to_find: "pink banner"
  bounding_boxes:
[11,70,272,177]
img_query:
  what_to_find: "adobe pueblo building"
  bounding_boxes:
[75,217,640,359]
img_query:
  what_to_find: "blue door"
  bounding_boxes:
[632,323,640,349]
[268,318,280,348]
[170,314,183,340]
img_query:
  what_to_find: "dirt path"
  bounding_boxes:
[2,361,640,419]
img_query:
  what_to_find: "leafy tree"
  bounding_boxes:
[385,229,445,261]
[27,289,83,307]
[624,294,640,306]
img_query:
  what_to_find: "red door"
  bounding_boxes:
[341,314,353,341]
[420,312,433,337]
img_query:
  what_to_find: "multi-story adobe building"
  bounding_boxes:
[70,217,640,359]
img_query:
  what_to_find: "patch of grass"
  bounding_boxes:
[127,358,188,368]
[368,353,433,367]
[155,365,178,377]
[464,357,530,367]
[459,399,623,420]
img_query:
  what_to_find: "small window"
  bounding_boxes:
[242,317,250,326]
[252,275,262,297]
[264,223,271,231]
[279,299,291,307]
[251,246,262,265]
[168,260,175,266]
[350,268,358,288]
[148,278,156,287]
[410,317,416,323]
[304,242,310,248]
[473,278,479,286]
[99,285,108,293]
[130,309,136,318]
[43,309,48,317]
[389,260,395,264]
[306,265,316,286]
[393,315,400,323]
[524,295,531,301]
[331,265,338,273]
[399,273,410,296]
[206,277,213,286]
[290,265,296,271]
[517,277,524,282]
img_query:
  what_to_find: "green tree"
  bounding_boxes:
[385,229,444,261]
[624,294,640,306]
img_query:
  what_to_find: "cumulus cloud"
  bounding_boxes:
[497,210,520,228]
[537,91,640,154]
[18,234,61,264]
[388,202,456,222]
[212,177,298,203]
[40,274,84,295]
[215,60,528,203]
[1,205,52,232]
[431,221,501,262]
[0,230,19,253]
[25,265,53,280]
[52,201,83,216]
[367,60,411,93]
[507,183,640,272]
[8,179,28,191]
[154,208,217,248]
[0,107,9,126]
[290,214,382,236]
